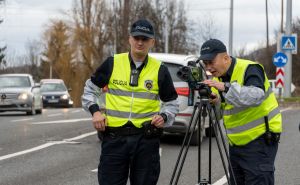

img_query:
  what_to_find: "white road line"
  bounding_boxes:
[212,175,227,185]
[47,113,63,117]
[91,168,98,173]
[281,107,295,112]
[70,110,81,113]
[11,118,34,122]
[31,118,92,125]
[0,131,97,162]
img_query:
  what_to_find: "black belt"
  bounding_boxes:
[103,121,144,136]
[104,126,144,136]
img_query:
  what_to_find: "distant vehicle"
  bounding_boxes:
[40,79,73,108]
[149,53,217,145]
[0,73,43,115]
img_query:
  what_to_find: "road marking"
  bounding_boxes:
[70,110,81,113]
[11,118,34,122]
[0,131,96,161]
[47,113,63,117]
[91,168,98,173]
[31,118,92,125]
[212,175,227,185]
[281,107,295,112]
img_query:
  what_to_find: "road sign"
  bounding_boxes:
[275,68,284,88]
[281,34,297,54]
[273,52,287,67]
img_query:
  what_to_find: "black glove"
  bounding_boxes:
[142,121,163,138]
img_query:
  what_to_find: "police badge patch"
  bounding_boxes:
[144,80,153,90]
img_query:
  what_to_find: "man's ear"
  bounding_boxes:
[150,39,155,48]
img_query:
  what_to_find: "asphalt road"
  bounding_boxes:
[0,106,299,185]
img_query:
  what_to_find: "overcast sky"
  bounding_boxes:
[0,0,299,57]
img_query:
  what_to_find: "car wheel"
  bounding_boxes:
[36,109,42,114]
[190,128,204,146]
[205,126,216,137]
[26,100,36,115]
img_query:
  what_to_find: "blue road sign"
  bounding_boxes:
[281,35,297,51]
[273,52,287,67]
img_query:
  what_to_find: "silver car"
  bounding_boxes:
[149,53,214,145]
[0,74,43,115]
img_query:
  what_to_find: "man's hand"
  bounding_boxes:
[92,111,107,131]
[151,114,164,128]
[209,93,220,105]
[203,79,225,91]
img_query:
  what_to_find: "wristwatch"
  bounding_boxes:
[224,82,231,93]
[160,113,168,122]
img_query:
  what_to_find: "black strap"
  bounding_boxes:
[264,116,270,132]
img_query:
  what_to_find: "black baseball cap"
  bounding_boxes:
[130,19,155,38]
[199,39,227,60]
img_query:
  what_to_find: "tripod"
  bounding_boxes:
[169,86,237,185]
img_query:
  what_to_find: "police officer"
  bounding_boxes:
[81,19,179,185]
[200,39,282,185]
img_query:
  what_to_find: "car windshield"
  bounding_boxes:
[41,83,67,92]
[0,76,31,88]
[162,62,183,82]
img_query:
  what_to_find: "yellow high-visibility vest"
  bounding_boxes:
[215,58,282,146]
[105,53,161,128]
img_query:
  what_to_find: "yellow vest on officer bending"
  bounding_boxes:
[105,53,161,128]
[216,58,282,146]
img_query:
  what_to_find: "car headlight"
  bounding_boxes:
[61,94,69,100]
[18,93,29,100]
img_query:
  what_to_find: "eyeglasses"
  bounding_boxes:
[133,36,150,42]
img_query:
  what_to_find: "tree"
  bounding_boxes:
[0,45,6,69]
[42,20,74,81]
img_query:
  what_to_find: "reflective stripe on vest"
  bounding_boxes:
[217,58,282,146]
[106,53,161,128]
[106,109,158,119]
[108,89,159,100]
[226,107,280,134]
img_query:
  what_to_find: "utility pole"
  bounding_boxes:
[228,0,233,56]
[265,0,269,48]
[281,0,284,33]
[164,0,169,53]
[283,0,292,97]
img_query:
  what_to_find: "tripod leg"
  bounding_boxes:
[211,106,237,185]
[169,102,201,185]
[205,104,237,185]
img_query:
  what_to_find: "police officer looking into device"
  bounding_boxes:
[200,39,282,185]
[81,19,179,185]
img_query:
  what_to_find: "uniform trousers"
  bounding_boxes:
[98,133,160,185]
[229,135,279,185]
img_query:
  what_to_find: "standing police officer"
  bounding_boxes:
[82,19,179,185]
[200,39,282,185]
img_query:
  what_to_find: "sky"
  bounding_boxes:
[0,0,300,57]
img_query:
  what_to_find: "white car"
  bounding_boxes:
[149,53,215,145]
[0,74,43,115]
